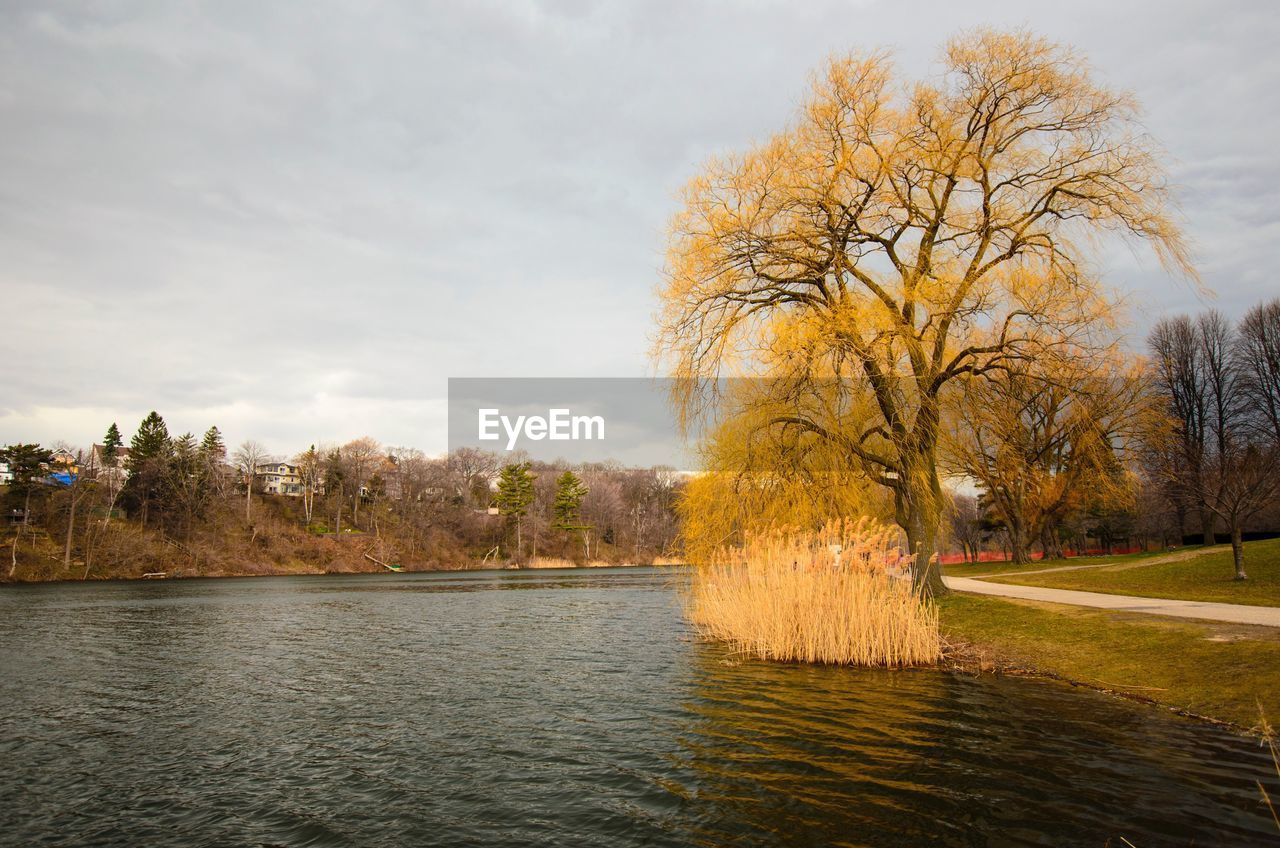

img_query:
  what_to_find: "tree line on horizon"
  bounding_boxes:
[1,415,683,580]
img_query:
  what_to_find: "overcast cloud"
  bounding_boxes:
[1,0,1276,456]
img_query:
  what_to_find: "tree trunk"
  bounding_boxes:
[1003,516,1032,566]
[904,503,944,596]
[245,485,252,523]
[1200,509,1216,546]
[896,451,946,597]
[1039,523,1064,561]
[64,493,78,571]
[1230,523,1246,580]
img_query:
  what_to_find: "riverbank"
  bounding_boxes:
[939,592,1280,730]
[0,527,669,584]
[0,493,673,583]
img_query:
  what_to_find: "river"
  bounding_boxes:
[0,567,1275,846]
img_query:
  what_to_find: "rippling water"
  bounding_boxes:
[1,567,1276,846]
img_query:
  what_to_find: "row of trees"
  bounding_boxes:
[1145,301,1280,577]
[672,295,1280,583]
[489,460,680,561]
[2,413,683,579]
[946,298,1280,578]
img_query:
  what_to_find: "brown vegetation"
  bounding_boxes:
[687,521,941,666]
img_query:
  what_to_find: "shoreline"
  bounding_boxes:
[0,560,685,587]
[938,638,1257,736]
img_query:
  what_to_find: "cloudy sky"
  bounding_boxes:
[1,0,1276,456]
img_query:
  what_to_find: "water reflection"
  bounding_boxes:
[674,647,1279,845]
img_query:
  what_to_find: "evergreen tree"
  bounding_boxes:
[101,423,122,465]
[198,425,227,498]
[199,426,225,461]
[123,412,173,524]
[1,443,55,521]
[1,443,54,577]
[96,422,126,512]
[552,470,588,531]
[127,412,172,472]
[494,462,535,556]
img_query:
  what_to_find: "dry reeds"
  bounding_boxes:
[526,556,578,569]
[686,519,941,667]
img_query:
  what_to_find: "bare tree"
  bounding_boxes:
[341,437,382,529]
[294,445,321,525]
[232,440,272,523]
[1152,309,1280,578]
[54,446,93,573]
[947,492,985,563]
[1237,298,1280,443]
[1148,316,1217,544]
[448,447,499,507]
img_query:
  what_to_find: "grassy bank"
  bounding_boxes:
[944,548,1169,578]
[983,539,1280,606]
[939,593,1280,729]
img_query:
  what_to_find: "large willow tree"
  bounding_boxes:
[656,30,1193,595]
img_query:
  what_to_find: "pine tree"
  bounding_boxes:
[198,425,227,498]
[494,462,536,556]
[1,443,54,518]
[199,426,225,461]
[552,470,588,531]
[127,412,172,472]
[97,422,125,519]
[1,443,54,577]
[124,412,173,524]
[101,423,122,465]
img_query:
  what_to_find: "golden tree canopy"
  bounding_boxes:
[655,29,1194,593]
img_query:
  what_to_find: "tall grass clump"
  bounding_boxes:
[687,519,941,667]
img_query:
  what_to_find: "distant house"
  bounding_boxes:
[50,448,79,475]
[255,462,305,496]
[89,444,131,488]
[46,449,80,486]
[0,459,12,485]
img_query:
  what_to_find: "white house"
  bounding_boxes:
[89,444,131,489]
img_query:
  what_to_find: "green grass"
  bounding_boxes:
[983,538,1280,607]
[939,593,1280,728]
[943,548,1169,578]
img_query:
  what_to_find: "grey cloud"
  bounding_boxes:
[1,0,1276,455]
